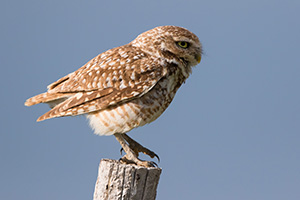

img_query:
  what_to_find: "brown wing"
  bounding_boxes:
[25,44,168,121]
[46,45,164,93]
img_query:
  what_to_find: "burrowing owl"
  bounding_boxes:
[25,26,202,167]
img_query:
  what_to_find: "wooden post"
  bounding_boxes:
[93,159,162,200]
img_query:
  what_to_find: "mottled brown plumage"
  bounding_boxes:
[25,26,202,167]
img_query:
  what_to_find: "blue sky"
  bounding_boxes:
[1,0,300,199]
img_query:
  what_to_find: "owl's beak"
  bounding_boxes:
[195,54,201,64]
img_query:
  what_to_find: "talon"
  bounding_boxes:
[141,148,160,163]
[149,161,158,167]
[154,154,160,163]
[120,147,124,155]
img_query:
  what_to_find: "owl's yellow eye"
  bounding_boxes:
[176,41,190,49]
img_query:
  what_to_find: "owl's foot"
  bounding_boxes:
[120,155,158,168]
[114,133,159,168]
[122,133,160,162]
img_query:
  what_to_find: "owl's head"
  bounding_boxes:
[131,26,202,67]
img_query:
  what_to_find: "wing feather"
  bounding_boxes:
[25,92,73,107]
[27,44,169,122]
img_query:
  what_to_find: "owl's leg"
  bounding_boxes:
[122,133,160,162]
[114,133,157,168]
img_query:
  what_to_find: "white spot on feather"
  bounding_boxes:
[119,80,126,89]
[121,52,128,58]
[106,80,112,87]
[108,62,115,66]
[76,93,83,99]
[88,105,96,111]
[130,72,135,80]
